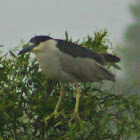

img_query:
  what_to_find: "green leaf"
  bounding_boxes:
[9,51,17,58]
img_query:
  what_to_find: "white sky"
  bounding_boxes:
[0,0,133,52]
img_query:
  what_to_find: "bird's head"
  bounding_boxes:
[18,36,52,55]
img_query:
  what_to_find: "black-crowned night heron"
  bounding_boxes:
[18,36,120,120]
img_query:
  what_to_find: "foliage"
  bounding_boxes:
[0,31,140,140]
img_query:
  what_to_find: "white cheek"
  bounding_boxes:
[39,39,58,52]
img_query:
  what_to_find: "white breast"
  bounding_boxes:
[34,40,62,79]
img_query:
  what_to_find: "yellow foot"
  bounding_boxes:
[53,110,60,118]
[74,113,80,120]
[69,112,80,122]
[45,114,54,122]
[45,111,61,122]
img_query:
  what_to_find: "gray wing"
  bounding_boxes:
[59,53,115,83]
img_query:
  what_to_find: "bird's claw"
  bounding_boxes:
[69,112,80,122]
[45,114,53,122]
[53,110,59,118]
[73,112,80,120]
[45,111,61,122]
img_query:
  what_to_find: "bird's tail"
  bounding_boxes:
[99,65,116,82]
[101,53,120,63]
[93,63,116,82]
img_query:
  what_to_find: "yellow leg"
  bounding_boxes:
[53,82,64,116]
[45,82,64,121]
[73,84,81,120]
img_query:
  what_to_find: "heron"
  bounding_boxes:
[18,35,120,120]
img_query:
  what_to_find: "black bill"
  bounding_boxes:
[18,43,36,55]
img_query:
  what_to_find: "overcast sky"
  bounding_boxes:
[0,0,133,52]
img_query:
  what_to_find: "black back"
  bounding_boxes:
[55,39,105,65]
